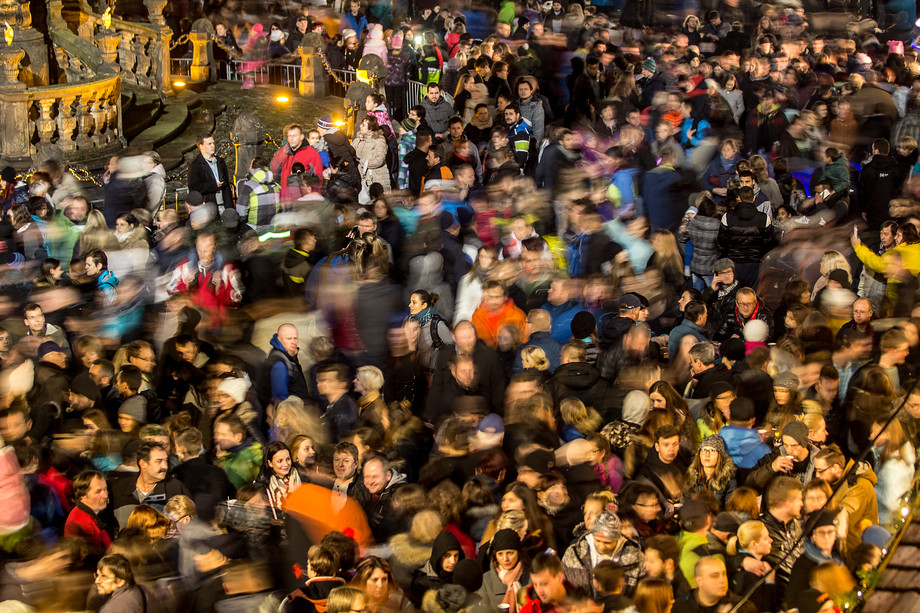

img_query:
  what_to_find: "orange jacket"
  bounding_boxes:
[472,298,528,348]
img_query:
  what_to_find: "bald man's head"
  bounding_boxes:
[277,324,299,356]
[453,320,478,353]
[528,309,552,333]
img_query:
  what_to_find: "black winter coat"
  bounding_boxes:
[188,153,234,207]
[717,201,774,263]
[857,153,905,227]
[545,361,614,417]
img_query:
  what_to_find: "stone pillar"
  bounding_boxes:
[0,96,31,161]
[143,0,167,26]
[46,0,67,30]
[96,29,121,72]
[298,46,325,98]
[188,32,213,83]
[0,47,25,89]
[0,45,30,163]
[158,26,172,96]
[231,114,264,185]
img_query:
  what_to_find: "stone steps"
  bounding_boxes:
[121,90,165,142]
[129,101,190,150]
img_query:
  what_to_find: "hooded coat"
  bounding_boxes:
[718,426,771,470]
[409,531,465,607]
[835,459,879,553]
[390,530,437,596]
[362,25,388,65]
[685,455,738,509]
[354,131,391,195]
[545,361,613,418]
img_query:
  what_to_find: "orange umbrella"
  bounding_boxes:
[284,483,374,552]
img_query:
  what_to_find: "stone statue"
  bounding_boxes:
[231,114,264,185]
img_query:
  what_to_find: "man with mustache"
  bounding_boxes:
[110,441,189,529]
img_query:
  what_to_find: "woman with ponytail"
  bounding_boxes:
[407,289,453,370]
[726,520,779,613]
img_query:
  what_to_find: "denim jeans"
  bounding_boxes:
[692,274,713,292]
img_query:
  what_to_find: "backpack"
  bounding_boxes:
[380,122,396,142]
[430,315,451,349]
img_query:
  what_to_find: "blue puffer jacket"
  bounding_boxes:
[719,425,771,469]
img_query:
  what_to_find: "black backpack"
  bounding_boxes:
[429,315,451,349]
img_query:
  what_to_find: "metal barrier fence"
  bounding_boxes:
[171,58,192,77]
[169,58,452,108]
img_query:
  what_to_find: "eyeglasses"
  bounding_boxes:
[699,448,719,455]
[736,301,756,308]
[814,465,832,475]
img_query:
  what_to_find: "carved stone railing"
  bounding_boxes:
[0,71,122,162]
[52,43,95,83]
[58,0,171,97]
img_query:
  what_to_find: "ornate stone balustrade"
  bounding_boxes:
[0,71,122,162]
[59,2,171,96]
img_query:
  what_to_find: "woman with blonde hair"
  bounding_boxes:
[355,365,386,428]
[648,230,684,291]
[559,397,603,442]
[328,586,367,613]
[74,209,117,257]
[811,250,852,302]
[726,520,779,612]
[290,434,318,472]
[749,155,783,208]
[271,395,328,447]
[800,408,829,448]
[520,345,550,373]
[870,416,917,523]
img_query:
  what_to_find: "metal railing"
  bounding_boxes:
[170,57,191,77]
[169,53,453,111]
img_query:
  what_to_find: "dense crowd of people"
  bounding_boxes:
[2,0,920,612]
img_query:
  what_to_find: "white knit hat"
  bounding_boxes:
[218,377,250,404]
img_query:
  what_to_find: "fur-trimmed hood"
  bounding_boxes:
[421,585,478,613]
[389,415,427,446]
[464,504,499,521]
[389,532,434,569]
[685,453,737,492]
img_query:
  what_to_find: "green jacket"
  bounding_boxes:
[498,0,516,24]
[49,212,85,269]
[678,530,724,588]
[819,155,850,194]
[217,441,263,490]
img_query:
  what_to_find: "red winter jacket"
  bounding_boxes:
[271,143,323,200]
[64,503,111,557]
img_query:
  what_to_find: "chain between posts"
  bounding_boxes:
[69,165,103,187]
[316,49,350,87]
[169,33,190,51]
